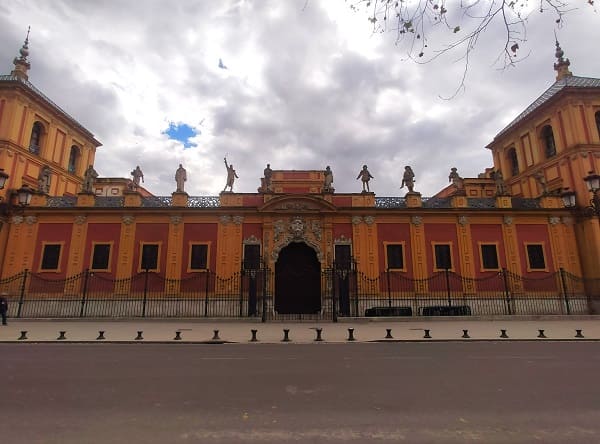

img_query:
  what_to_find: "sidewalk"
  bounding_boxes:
[0,318,599,343]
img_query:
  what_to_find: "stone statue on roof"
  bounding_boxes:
[131,166,144,189]
[448,167,464,191]
[323,166,334,193]
[356,165,373,193]
[492,169,508,195]
[82,165,98,193]
[400,166,415,193]
[534,171,548,195]
[37,165,51,194]
[175,164,187,193]
[223,157,238,192]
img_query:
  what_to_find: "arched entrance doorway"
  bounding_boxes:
[275,242,321,314]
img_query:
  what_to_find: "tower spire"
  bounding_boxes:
[11,26,31,81]
[553,40,572,81]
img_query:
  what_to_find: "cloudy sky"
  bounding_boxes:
[1,0,598,197]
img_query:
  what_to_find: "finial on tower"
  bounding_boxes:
[11,26,31,81]
[553,40,572,81]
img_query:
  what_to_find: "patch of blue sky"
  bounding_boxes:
[163,122,199,149]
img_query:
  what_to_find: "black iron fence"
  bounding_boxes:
[0,268,598,320]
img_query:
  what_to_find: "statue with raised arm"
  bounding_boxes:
[223,157,238,192]
[323,165,334,193]
[448,167,464,191]
[131,165,144,189]
[82,165,98,193]
[400,166,415,192]
[356,164,374,193]
[175,164,187,192]
[37,165,51,194]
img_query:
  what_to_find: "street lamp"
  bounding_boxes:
[560,171,600,217]
[0,169,34,218]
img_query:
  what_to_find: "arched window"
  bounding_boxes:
[595,111,600,140]
[507,148,519,176]
[68,145,80,173]
[541,125,556,158]
[29,121,44,154]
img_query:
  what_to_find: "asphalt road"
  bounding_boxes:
[2,342,600,443]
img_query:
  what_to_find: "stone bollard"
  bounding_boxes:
[282,329,291,342]
[97,331,106,340]
[314,328,323,342]
[462,329,470,339]
[18,331,28,340]
[250,329,258,342]
[575,329,584,338]
[423,329,431,339]
[347,328,356,341]
[174,331,182,341]
[212,330,221,341]
[57,331,66,340]
[537,329,546,338]
[385,328,393,339]
[500,329,508,338]
[135,331,144,341]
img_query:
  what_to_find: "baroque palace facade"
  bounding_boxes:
[0,37,599,319]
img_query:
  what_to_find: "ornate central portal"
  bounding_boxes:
[274,242,321,314]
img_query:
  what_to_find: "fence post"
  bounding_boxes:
[142,268,149,317]
[79,269,90,318]
[386,268,392,308]
[17,269,28,318]
[445,268,452,307]
[261,266,267,323]
[239,270,244,318]
[559,268,571,315]
[501,268,512,315]
[332,269,338,323]
[204,270,210,317]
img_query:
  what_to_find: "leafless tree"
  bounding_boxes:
[350,0,596,96]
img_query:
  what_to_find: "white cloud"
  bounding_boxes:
[1,0,598,197]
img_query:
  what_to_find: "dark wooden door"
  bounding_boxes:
[275,243,321,314]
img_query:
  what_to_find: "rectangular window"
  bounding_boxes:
[480,244,499,270]
[91,243,111,271]
[526,244,546,270]
[243,244,261,270]
[140,244,159,271]
[41,244,62,270]
[190,244,209,271]
[434,244,452,270]
[386,244,404,270]
[335,244,352,269]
